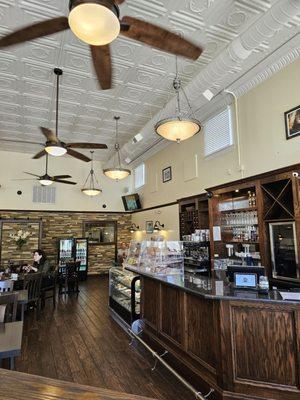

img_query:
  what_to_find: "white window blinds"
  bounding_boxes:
[134,163,145,190]
[204,107,233,157]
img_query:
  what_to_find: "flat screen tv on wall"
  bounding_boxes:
[122,194,142,211]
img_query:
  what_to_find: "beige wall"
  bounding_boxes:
[131,59,300,240]
[0,151,130,212]
[131,204,179,242]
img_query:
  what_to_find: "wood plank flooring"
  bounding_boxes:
[15,277,194,400]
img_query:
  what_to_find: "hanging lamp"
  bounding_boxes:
[103,116,131,181]
[155,57,201,143]
[81,151,102,196]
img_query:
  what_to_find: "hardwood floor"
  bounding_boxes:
[16,277,193,400]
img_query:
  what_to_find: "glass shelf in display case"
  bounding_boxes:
[109,267,140,326]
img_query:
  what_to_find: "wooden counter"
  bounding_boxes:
[131,269,300,400]
[0,369,157,400]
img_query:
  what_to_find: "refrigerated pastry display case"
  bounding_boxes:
[109,267,140,326]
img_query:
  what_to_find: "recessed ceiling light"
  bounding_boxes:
[203,89,214,101]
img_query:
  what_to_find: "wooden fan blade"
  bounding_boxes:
[32,150,47,160]
[40,127,58,143]
[67,148,91,162]
[90,45,112,90]
[0,17,69,48]
[53,175,72,179]
[67,143,108,149]
[53,179,77,185]
[115,0,125,4]
[24,172,40,177]
[0,139,43,145]
[120,16,202,60]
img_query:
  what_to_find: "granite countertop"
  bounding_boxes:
[126,266,300,305]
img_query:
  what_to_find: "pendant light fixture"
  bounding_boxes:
[82,151,102,196]
[155,57,201,143]
[103,116,131,181]
[68,0,120,46]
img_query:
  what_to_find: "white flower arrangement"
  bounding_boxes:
[9,229,31,249]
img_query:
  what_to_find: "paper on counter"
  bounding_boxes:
[279,292,300,301]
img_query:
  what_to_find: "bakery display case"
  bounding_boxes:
[138,241,184,275]
[109,267,140,326]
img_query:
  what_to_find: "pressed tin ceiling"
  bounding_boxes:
[0,1,299,163]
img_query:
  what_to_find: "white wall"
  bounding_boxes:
[0,151,130,211]
[135,58,300,209]
[129,58,300,240]
[131,204,179,241]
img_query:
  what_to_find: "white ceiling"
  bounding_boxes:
[0,0,299,164]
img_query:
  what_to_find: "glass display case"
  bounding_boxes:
[109,267,140,326]
[138,241,184,275]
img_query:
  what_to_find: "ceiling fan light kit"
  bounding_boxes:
[39,176,54,186]
[45,143,67,157]
[69,0,120,46]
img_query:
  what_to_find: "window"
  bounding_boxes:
[134,163,146,190]
[204,107,233,157]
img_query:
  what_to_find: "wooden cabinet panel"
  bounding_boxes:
[185,295,217,370]
[142,278,159,330]
[231,305,298,387]
[160,284,182,345]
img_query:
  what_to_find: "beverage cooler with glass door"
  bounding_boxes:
[58,238,89,280]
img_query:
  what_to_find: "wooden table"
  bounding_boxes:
[0,290,28,320]
[0,369,157,400]
[0,321,23,370]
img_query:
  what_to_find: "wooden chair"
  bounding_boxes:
[0,292,18,323]
[58,261,80,295]
[23,273,42,319]
[40,266,59,309]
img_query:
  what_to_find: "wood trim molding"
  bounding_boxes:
[207,163,300,193]
[132,201,178,214]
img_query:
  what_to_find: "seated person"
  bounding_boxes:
[23,249,51,274]
[23,250,53,288]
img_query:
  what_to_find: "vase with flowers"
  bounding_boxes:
[9,230,31,250]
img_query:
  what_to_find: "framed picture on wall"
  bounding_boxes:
[285,105,300,140]
[162,166,172,183]
[146,221,154,234]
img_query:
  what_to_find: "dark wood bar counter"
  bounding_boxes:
[127,267,300,400]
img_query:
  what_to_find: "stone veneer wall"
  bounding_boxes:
[0,211,132,275]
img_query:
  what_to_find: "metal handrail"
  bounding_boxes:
[128,328,214,400]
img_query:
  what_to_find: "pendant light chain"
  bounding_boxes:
[154,55,202,143]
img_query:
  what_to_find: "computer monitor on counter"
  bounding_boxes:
[227,265,266,283]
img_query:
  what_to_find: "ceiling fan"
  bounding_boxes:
[0,0,203,90]
[0,68,108,162]
[13,154,77,186]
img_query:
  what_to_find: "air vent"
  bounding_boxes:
[32,186,56,204]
